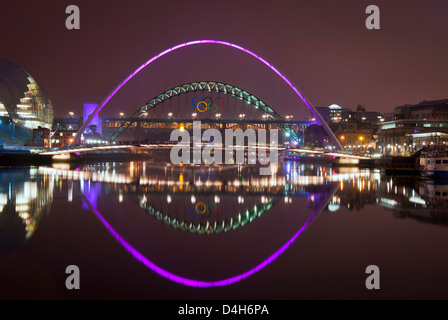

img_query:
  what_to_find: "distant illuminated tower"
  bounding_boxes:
[83,102,102,135]
[328,104,343,123]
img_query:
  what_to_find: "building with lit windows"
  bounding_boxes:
[378,99,448,156]
[53,116,82,131]
[326,105,382,155]
[392,99,448,121]
[0,59,53,134]
[341,105,384,125]
[335,122,377,154]
[26,127,77,148]
[316,104,350,124]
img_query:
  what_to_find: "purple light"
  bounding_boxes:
[83,195,322,288]
[73,40,341,149]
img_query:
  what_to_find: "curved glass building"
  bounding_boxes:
[0,59,53,130]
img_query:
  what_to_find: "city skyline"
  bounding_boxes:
[1,0,447,117]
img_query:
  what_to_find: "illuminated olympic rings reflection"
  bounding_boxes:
[191,96,224,113]
[190,202,219,219]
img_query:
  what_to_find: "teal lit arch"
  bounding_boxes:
[110,81,301,142]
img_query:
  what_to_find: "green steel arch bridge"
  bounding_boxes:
[105,81,311,144]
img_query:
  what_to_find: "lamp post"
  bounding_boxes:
[340,135,346,149]
[49,129,58,149]
[10,121,15,141]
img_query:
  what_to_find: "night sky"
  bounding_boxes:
[1,0,447,117]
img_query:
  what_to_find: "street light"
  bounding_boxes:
[215,113,221,119]
[239,113,245,120]
[168,112,173,119]
[69,112,74,117]
[119,112,125,117]
[49,129,58,149]
[192,112,197,119]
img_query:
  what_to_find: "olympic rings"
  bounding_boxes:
[191,96,224,113]
[196,202,207,215]
[190,201,219,219]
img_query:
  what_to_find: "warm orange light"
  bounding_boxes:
[340,135,345,140]
[359,136,364,141]
[129,161,134,178]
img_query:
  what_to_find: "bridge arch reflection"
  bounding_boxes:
[82,181,338,287]
[38,161,342,286]
[137,194,278,234]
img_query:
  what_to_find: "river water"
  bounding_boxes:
[0,160,447,299]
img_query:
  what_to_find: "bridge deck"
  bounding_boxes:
[39,144,370,160]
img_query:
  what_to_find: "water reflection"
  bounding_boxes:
[38,162,341,286]
[39,162,340,235]
[82,187,334,287]
[0,168,53,254]
[1,161,448,287]
[330,168,381,211]
[378,178,448,226]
